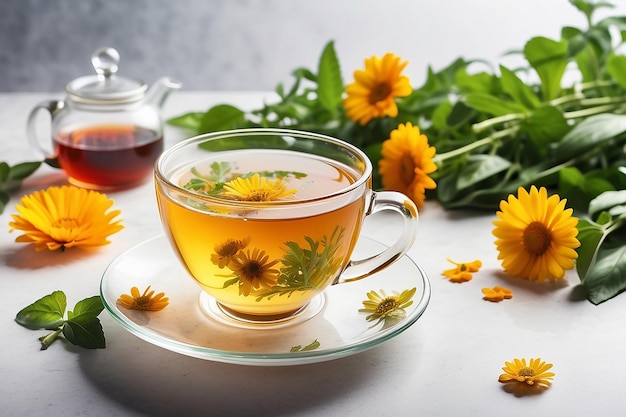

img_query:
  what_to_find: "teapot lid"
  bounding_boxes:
[66,47,147,104]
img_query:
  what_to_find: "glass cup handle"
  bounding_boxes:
[335,191,418,284]
[26,100,65,166]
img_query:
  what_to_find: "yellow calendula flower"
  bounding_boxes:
[442,258,482,283]
[8,185,123,251]
[379,122,437,209]
[211,237,251,268]
[343,53,412,125]
[493,186,580,282]
[229,248,280,296]
[499,357,555,388]
[118,286,170,311]
[223,173,297,202]
[359,287,416,324]
[482,286,513,302]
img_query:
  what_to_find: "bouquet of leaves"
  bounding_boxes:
[168,0,626,305]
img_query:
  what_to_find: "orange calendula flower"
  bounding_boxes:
[343,53,412,125]
[229,248,280,296]
[379,122,437,208]
[223,173,297,202]
[499,358,555,388]
[493,186,580,282]
[117,286,169,311]
[8,185,123,251]
[211,237,251,268]
[482,286,513,302]
[442,258,482,283]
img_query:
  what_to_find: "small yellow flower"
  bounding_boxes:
[442,258,482,283]
[211,237,251,268]
[379,122,437,209]
[499,358,555,388]
[482,286,513,302]
[359,287,416,323]
[493,186,580,282]
[343,52,412,125]
[8,185,123,251]
[117,286,169,311]
[223,173,297,202]
[229,248,280,296]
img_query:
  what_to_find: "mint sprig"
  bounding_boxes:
[15,290,106,350]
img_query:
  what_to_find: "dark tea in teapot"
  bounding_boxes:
[54,124,163,189]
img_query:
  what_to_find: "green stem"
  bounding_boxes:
[564,103,623,120]
[39,326,63,350]
[472,113,524,134]
[434,126,519,165]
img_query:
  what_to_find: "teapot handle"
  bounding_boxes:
[26,100,65,167]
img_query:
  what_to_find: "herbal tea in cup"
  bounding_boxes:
[155,128,418,325]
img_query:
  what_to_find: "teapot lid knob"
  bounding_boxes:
[66,47,146,103]
[91,47,120,79]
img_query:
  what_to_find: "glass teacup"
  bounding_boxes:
[154,128,418,326]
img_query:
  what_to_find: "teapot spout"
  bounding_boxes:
[146,77,183,109]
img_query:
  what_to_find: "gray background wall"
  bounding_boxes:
[2,0,626,92]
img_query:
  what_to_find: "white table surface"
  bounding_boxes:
[2,91,625,417]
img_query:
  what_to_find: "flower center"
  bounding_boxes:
[523,221,552,256]
[375,297,398,315]
[52,218,80,229]
[518,367,536,378]
[369,83,391,104]
[243,261,264,280]
[400,154,416,185]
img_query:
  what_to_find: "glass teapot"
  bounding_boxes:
[27,47,182,190]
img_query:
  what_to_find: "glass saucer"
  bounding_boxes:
[100,234,431,366]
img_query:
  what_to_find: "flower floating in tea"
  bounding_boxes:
[117,286,169,311]
[217,226,346,300]
[360,287,416,324]
[182,161,306,203]
[442,258,482,283]
[211,237,251,268]
[493,186,580,282]
[482,286,513,302]
[223,173,297,202]
[499,358,554,391]
[343,52,412,125]
[8,185,123,251]
[379,122,437,209]
[227,248,281,296]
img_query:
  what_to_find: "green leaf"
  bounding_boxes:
[464,92,527,117]
[523,36,568,100]
[589,190,626,218]
[607,54,626,89]
[456,154,512,190]
[576,218,607,281]
[15,291,66,330]
[552,113,626,161]
[63,315,106,349]
[499,65,540,110]
[198,104,246,134]
[167,111,205,132]
[317,41,343,112]
[67,296,104,320]
[521,105,569,150]
[584,245,626,305]
[8,161,42,181]
[0,162,9,182]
